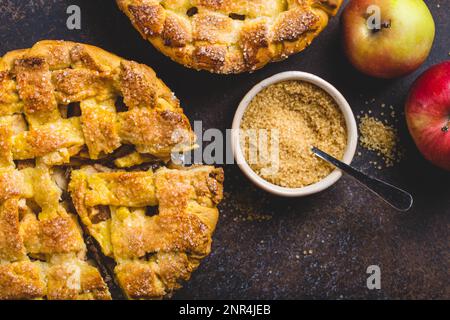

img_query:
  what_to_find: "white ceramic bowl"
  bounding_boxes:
[231,71,358,197]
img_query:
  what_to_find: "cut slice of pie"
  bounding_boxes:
[0,41,223,300]
[117,0,343,73]
[0,165,112,300]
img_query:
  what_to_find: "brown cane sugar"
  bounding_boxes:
[239,80,347,188]
[359,115,402,167]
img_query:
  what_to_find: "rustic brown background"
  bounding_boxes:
[0,0,448,299]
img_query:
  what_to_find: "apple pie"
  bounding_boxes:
[117,0,342,73]
[0,40,224,299]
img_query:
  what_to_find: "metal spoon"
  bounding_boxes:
[311,147,413,212]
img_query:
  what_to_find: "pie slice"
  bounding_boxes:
[117,0,343,73]
[0,41,223,300]
[0,165,111,300]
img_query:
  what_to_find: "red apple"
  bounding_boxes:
[341,0,435,78]
[405,61,450,171]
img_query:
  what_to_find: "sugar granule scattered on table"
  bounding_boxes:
[359,115,403,167]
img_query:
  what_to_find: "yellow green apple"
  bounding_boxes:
[341,0,435,78]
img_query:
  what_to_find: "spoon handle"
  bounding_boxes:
[312,147,413,212]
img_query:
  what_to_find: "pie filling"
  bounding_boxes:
[0,41,224,300]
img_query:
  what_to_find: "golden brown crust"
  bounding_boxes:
[117,0,343,73]
[0,262,45,300]
[14,57,60,126]
[21,215,85,255]
[1,40,195,163]
[0,41,223,300]
[115,261,166,299]
[0,259,111,300]
[118,108,193,156]
[0,166,111,300]
[0,198,26,261]
[0,169,27,202]
[46,260,111,300]
[80,99,122,160]
[69,165,223,299]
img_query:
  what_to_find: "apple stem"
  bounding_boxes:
[442,120,450,133]
[382,21,391,29]
[372,20,391,33]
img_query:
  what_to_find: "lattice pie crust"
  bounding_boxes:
[117,0,342,73]
[0,41,223,299]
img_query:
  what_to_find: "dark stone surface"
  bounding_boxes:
[0,0,448,299]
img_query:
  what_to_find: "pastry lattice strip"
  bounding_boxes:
[69,165,223,299]
[0,164,111,299]
[0,41,222,300]
[0,40,195,169]
[117,0,343,73]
